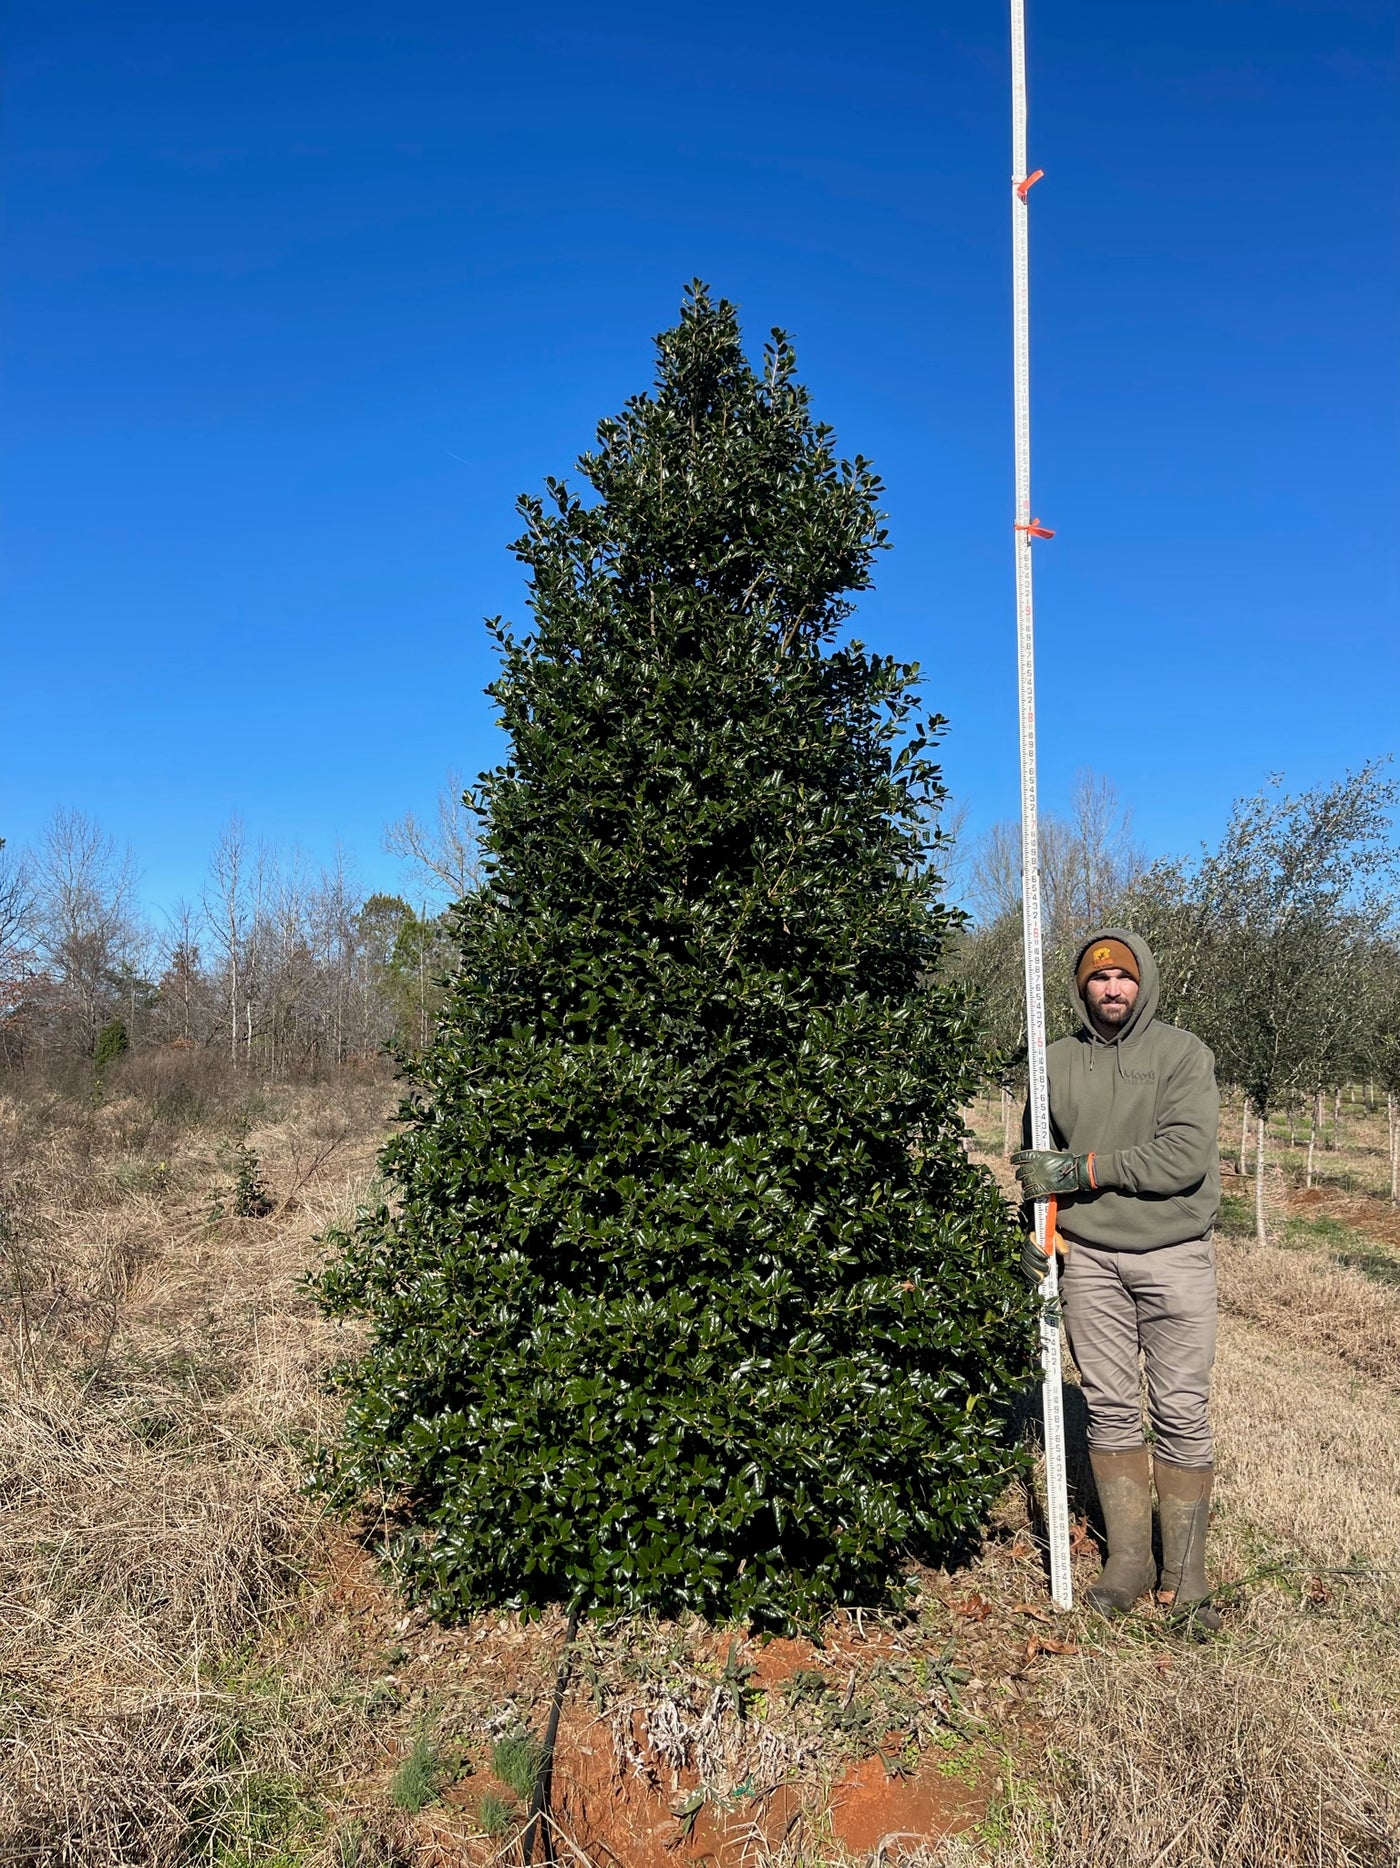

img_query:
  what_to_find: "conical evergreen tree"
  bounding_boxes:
[315,289,1033,1627]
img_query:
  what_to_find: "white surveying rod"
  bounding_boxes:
[1010,0,1073,1611]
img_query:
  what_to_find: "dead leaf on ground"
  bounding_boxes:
[952,1592,994,1621]
[1011,1602,1055,1624]
[1025,1635,1079,1661]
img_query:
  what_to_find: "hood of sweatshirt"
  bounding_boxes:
[1072,927,1160,1054]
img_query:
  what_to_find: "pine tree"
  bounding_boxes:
[314,288,1033,1628]
[92,1016,130,1085]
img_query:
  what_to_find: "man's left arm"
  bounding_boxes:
[1094,1043,1219,1196]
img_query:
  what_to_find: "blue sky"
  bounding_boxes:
[4,0,1396,914]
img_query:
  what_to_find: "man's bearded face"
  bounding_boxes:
[1085,967,1139,1032]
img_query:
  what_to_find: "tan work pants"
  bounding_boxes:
[1060,1235,1217,1468]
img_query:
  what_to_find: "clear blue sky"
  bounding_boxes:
[5,0,1396,913]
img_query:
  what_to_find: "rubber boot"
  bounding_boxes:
[1155,1460,1222,1634]
[1085,1447,1156,1616]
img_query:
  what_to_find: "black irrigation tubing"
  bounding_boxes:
[521,1602,583,1868]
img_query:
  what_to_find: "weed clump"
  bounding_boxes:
[491,1729,543,1801]
[388,1733,443,1813]
[478,1791,514,1836]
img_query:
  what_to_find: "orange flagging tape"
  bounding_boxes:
[1045,1195,1058,1258]
[1015,519,1056,539]
[1016,168,1045,199]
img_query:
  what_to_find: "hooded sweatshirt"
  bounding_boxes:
[1029,927,1220,1252]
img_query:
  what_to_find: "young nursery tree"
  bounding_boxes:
[314,288,1033,1627]
[1134,763,1397,1242]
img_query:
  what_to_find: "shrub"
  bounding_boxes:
[313,286,1034,1628]
[93,1019,130,1074]
[211,1129,274,1221]
[114,1043,234,1130]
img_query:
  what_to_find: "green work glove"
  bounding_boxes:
[1020,1228,1052,1285]
[1010,1148,1097,1198]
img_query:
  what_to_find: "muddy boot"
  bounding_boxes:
[1085,1448,1156,1616]
[1155,1460,1222,1634]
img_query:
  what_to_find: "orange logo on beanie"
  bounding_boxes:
[1075,936,1141,994]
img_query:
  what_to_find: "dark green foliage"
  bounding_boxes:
[1123,763,1398,1118]
[211,1127,275,1220]
[312,287,1034,1628]
[93,1017,129,1074]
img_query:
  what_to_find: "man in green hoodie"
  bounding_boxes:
[1012,929,1221,1629]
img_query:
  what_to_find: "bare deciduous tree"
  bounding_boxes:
[385,771,480,908]
[1066,768,1144,931]
[28,810,144,1057]
[202,818,264,1066]
[152,900,210,1047]
[0,838,34,989]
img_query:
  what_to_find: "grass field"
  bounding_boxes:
[2,1061,1396,1866]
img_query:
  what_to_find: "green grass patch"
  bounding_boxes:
[191,1768,319,1867]
[491,1729,543,1801]
[388,1734,443,1813]
[1217,1192,1254,1237]
[478,1791,516,1837]
[1282,1213,1357,1251]
[1277,1210,1400,1285]
[332,1820,407,1868]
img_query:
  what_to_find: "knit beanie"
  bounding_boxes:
[1075,937,1140,995]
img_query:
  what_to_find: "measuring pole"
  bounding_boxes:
[1010,0,1073,1611]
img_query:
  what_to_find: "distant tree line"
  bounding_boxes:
[946,761,1400,1223]
[6,757,1399,1219]
[0,784,475,1078]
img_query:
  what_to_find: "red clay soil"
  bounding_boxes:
[543,1727,988,1868]
[464,1599,1038,1866]
[311,1525,1082,1866]
[828,1752,990,1857]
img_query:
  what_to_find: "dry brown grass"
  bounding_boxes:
[4,1077,1399,1867]
[1216,1233,1400,1393]
[914,1598,1399,1867]
[0,1066,391,1865]
[4,1699,230,1867]
[1215,1315,1400,1576]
